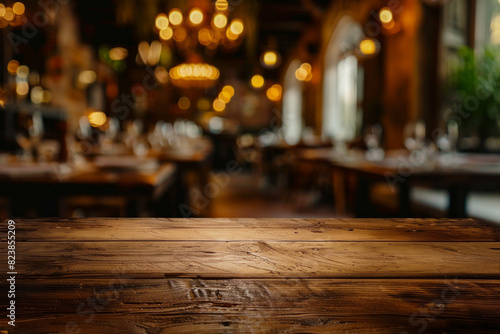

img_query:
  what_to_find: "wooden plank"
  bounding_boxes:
[2,279,499,333]
[3,218,499,242]
[4,241,500,278]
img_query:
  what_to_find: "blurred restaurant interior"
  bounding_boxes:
[1,0,500,223]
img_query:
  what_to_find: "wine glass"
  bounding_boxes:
[404,120,426,151]
[364,123,384,161]
[16,112,44,161]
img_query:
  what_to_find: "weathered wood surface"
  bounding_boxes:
[3,218,499,242]
[6,279,500,333]
[4,241,500,279]
[1,218,499,333]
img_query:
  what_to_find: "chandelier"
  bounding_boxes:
[154,0,245,53]
[169,63,220,89]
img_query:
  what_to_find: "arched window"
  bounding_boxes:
[282,59,303,145]
[323,16,364,143]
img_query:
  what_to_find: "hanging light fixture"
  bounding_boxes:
[169,63,220,89]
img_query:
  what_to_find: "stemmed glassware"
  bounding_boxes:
[364,123,384,161]
[16,111,44,161]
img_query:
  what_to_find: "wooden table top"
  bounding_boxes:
[1,218,500,333]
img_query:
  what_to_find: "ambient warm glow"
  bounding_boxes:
[189,8,204,25]
[155,14,169,30]
[360,39,377,55]
[16,82,29,95]
[230,19,244,35]
[160,27,173,41]
[16,65,29,79]
[251,75,265,89]
[12,2,25,16]
[219,91,232,103]
[4,7,14,21]
[3,7,15,21]
[295,63,312,81]
[169,9,183,26]
[178,97,191,110]
[215,0,229,11]
[267,84,283,102]
[263,52,278,66]
[222,85,235,97]
[31,86,44,104]
[88,111,107,127]
[199,28,213,45]
[154,66,169,84]
[213,98,226,112]
[213,14,228,29]
[79,70,97,85]
[379,7,393,24]
[173,27,188,42]
[169,63,220,88]
[0,4,5,17]
[109,47,128,61]
[7,60,19,74]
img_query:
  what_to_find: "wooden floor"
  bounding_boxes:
[209,173,340,218]
[1,218,500,333]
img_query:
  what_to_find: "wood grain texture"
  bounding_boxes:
[3,241,499,278]
[1,218,499,333]
[3,218,499,242]
[2,279,499,333]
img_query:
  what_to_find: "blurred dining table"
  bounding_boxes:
[0,156,177,217]
[294,148,500,218]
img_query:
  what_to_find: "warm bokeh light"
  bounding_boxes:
[226,28,238,41]
[379,7,393,24]
[197,98,211,111]
[295,63,312,81]
[229,19,244,35]
[219,91,232,103]
[169,9,183,26]
[178,97,191,110]
[360,38,377,55]
[295,68,307,81]
[0,4,5,17]
[4,7,14,21]
[155,14,169,30]
[78,70,97,85]
[88,111,107,127]
[42,90,52,103]
[160,27,173,41]
[16,82,29,95]
[154,66,169,84]
[169,63,220,88]
[31,86,44,104]
[213,98,226,112]
[16,65,29,79]
[213,14,227,29]
[215,0,229,11]
[222,85,235,97]
[7,60,19,74]
[251,75,265,89]
[189,8,204,25]
[12,2,25,16]
[198,28,213,45]
[109,47,128,61]
[300,63,312,73]
[263,51,278,66]
[173,27,188,42]
[266,84,283,102]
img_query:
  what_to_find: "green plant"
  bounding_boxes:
[448,46,500,144]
